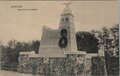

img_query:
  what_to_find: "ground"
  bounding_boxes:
[0,70,38,76]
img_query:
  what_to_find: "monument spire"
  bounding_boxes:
[62,2,72,14]
[59,2,77,52]
[63,2,71,7]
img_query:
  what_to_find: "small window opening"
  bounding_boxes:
[66,18,69,21]
[62,18,64,21]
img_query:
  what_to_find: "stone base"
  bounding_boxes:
[18,53,86,76]
[18,52,105,76]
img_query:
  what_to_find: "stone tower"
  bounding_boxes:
[38,4,77,55]
[59,4,77,52]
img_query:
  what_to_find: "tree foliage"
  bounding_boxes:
[92,24,119,75]
[0,40,40,71]
[76,31,99,53]
[94,24,119,57]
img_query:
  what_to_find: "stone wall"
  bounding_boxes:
[18,54,105,76]
[18,54,85,76]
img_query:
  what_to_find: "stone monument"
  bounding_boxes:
[18,3,105,76]
[39,2,77,55]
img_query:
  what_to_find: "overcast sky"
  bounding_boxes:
[0,1,118,44]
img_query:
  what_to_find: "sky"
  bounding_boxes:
[0,1,118,44]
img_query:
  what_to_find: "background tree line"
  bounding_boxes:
[76,24,119,75]
[0,40,40,71]
[0,24,119,75]
[96,24,119,75]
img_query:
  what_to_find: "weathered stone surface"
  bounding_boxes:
[38,3,77,55]
[18,52,106,76]
[18,54,86,76]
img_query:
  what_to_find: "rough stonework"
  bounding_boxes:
[18,53,105,76]
[18,54,86,76]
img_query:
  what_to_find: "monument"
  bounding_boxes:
[39,2,77,55]
[18,3,105,76]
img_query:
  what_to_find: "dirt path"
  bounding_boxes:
[0,70,33,76]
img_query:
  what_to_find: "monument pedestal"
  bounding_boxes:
[18,51,87,76]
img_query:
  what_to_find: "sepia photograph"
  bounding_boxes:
[0,0,119,76]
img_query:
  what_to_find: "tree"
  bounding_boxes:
[76,31,99,53]
[1,39,40,71]
[93,24,119,76]
[96,24,119,57]
[109,24,119,57]
[30,40,40,54]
